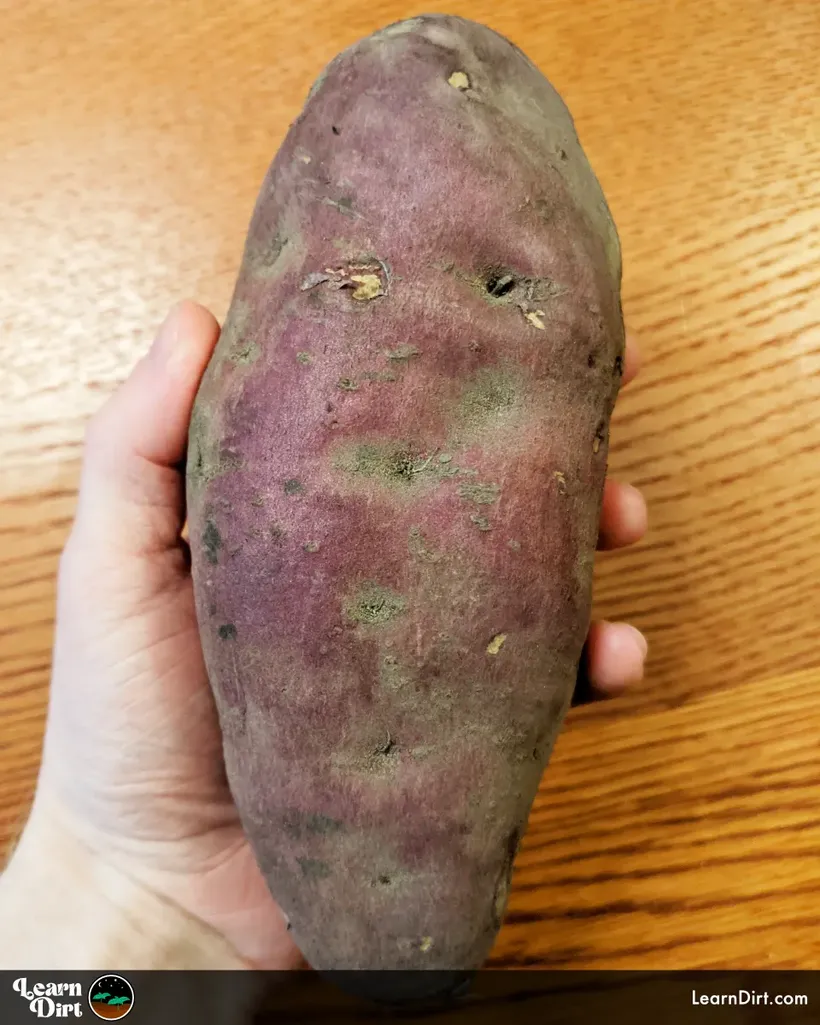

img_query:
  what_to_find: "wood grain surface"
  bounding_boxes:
[2,0,819,968]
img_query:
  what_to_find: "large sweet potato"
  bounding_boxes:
[188,13,623,980]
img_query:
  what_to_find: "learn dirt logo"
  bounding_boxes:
[88,976,134,1020]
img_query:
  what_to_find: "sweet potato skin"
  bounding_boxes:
[187,14,623,971]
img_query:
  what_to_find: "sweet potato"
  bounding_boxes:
[187,13,623,982]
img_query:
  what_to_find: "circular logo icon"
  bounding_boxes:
[88,975,134,1020]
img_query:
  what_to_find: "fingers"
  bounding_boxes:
[598,478,648,550]
[622,331,640,387]
[572,620,648,705]
[73,301,220,555]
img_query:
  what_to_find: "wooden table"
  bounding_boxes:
[2,0,818,968]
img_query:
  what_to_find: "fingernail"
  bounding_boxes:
[149,303,184,364]
[625,624,648,659]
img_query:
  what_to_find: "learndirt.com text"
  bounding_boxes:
[693,989,808,1007]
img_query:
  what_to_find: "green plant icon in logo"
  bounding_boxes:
[88,975,134,1019]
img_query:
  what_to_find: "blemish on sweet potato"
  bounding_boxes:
[297,857,332,880]
[187,418,243,491]
[485,272,516,298]
[486,633,507,655]
[306,813,343,834]
[448,70,470,90]
[283,810,343,838]
[332,440,447,489]
[301,272,331,291]
[466,267,564,318]
[255,231,289,269]
[218,623,237,640]
[376,730,396,756]
[284,479,304,496]
[303,261,388,301]
[408,525,441,562]
[458,482,501,505]
[362,370,398,383]
[337,442,411,482]
[203,520,222,564]
[322,195,359,218]
[384,344,420,361]
[229,339,261,365]
[379,653,414,692]
[345,582,407,625]
[525,310,546,330]
[349,273,384,301]
[457,367,517,429]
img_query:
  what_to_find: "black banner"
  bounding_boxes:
[1,971,817,1024]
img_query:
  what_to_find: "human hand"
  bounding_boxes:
[3,301,646,969]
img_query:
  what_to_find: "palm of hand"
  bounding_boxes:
[46,535,301,969]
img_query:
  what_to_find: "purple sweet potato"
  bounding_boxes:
[187,14,623,976]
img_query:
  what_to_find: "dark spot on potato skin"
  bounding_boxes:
[331,124,341,135]
[297,857,332,879]
[203,519,222,564]
[284,478,304,495]
[256,231,288,268]
[306,813,343,834]
[218,623,237,640]
[282,810,344,838]
[485,272,516,298]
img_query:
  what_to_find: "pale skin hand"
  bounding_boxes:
[15,302,648,969]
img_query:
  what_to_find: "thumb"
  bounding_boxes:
[72,301,220,555]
